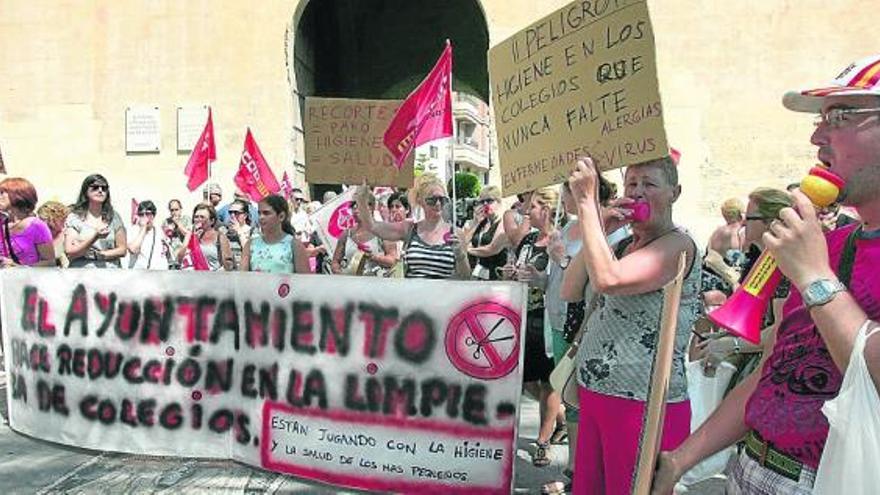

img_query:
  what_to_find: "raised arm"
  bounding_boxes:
[502,208,531,250]
[570,160,694,296]
[293,238,311,274]
[766,191,879,388]
[99,223,128,261]
[128,225,148,255]
[239,238,251,272]
[467,222,510,258]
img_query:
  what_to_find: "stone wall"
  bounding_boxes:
[0,0,870,242]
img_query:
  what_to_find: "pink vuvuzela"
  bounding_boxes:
[625,201,651,222]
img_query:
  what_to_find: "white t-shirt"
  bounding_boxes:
[290,209,311,242]
[128,226,169,270]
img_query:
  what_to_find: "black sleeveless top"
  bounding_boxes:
[468,219,507,280]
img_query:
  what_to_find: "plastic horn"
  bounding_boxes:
[707,166,845,344]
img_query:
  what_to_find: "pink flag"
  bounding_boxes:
[180,232,210,271]
[383,41,453,167]
[234,129,281,202]
[279,171,294,200]
[183,108,216,191]
[130,198,139,224]
[670,147,682,165]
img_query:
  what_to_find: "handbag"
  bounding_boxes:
[549,291,599,410]
[813,320,880,494]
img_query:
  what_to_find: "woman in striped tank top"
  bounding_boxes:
[355,174,470,279]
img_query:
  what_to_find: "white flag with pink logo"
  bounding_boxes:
[310,187,357,257]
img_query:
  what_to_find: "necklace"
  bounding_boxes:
[627,226,678,254]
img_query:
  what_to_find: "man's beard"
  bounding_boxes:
[841,163,880,206]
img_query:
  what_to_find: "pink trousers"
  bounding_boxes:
[572,387,691,495]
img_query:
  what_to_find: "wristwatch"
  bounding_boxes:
[802,278,847,309]
[559,255,571,270]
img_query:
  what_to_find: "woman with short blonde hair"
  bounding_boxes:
[355,173,469,279]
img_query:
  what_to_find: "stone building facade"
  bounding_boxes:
[0,0,869,241]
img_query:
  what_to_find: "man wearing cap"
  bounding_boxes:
[652,54,880,494]
[289,187,311,242]
[203,182,223,209]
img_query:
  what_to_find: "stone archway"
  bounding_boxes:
[289,0,490,199]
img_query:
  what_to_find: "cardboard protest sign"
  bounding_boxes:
[631,252,687,494]
[305,98,415,188]
[2,269,525,494]
[488,0,668,196]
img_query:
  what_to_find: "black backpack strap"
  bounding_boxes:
[837,225,860,288]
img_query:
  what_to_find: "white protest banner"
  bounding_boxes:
[305,98,415,188]
[2,269,525,494]
[488,0,668,196]
[310,187,356,259]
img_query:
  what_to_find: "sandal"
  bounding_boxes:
[550,424,568,445]
[533,441,551,467]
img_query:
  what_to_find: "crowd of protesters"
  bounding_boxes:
[2,53,880,495]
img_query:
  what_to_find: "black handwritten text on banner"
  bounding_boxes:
[488,0,668,196]
[2,269,525,494]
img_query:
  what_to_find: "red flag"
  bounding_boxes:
[383,41,453,167]
[670,147,682,165]
[180,232,210,271]
[130,198,139,225]
[234,128,281,202]
[280,171,294,200]
[183,108,216,191]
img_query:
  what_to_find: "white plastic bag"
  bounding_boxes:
[814,321,880,494]
[680,359,736,485]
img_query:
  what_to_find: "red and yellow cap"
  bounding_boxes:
[783,54,880,113]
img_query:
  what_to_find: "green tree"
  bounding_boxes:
[448,171,481,198]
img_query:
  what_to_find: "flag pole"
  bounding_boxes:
[446,40,457,231]
[206,106,213,181]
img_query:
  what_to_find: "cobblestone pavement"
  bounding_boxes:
[1,350,723,494]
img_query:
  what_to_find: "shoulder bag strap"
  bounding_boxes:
[146,228,156,269]
[837,225,860,288]
[565,291,600,358]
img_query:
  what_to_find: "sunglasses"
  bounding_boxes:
[745,215,767,221]
[89,184,109,192]
[424,196,449,206]
[230,210,247,215]
[477,198,496,206]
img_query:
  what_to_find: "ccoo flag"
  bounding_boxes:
[234,128,281,202]
[383,41,453,167]
[180,231,210,271]
[183,108,216,191]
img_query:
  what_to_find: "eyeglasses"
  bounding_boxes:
[137,211,155,217]
[814,107,880,128]
[477,198,496,206]
[230,210,247,215]
[424,196,449,206]
[89,184,108,192]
